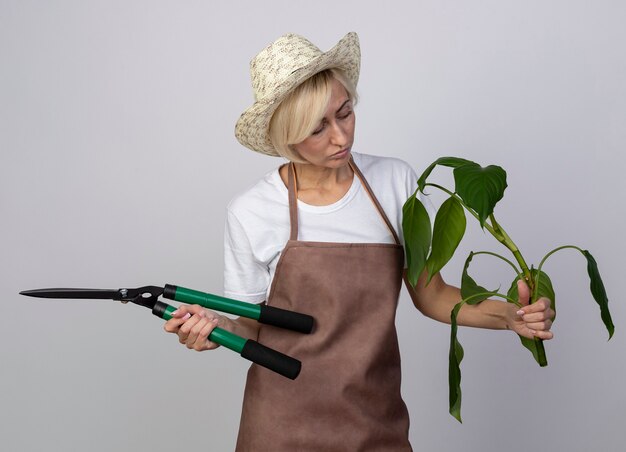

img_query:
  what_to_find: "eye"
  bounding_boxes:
[311,123,325,135]
[338,110,353,120]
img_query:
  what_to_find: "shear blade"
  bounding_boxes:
[19,288,119,299]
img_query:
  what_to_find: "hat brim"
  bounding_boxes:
[235,32,361,156]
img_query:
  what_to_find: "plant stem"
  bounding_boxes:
[535,339,548,367]
[471,251,522,278]
[423,184,548,366]
[537,245,583,275]
[534,245,581,303]
[488,215,532,281]
[488,216,547,367]
[422,182,529,280]
[462,291,521,307]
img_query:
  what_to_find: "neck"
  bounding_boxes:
[292,161,353,191]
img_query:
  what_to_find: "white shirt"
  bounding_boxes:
[223,152,435,303]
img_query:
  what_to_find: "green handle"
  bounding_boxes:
[153,301,301,379]
[163,284,314,334]
[164,285,260,320]
[156,302,247,353]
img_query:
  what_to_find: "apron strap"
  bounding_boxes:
[287,156,401,245]
[287,162,299,241]
[348,158,402,245]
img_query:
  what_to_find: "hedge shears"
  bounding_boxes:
[20,284,314,380]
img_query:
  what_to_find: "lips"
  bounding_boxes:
[331,148,350,159]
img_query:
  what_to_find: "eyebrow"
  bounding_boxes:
[317,99,352,127]
[336,99,351,113]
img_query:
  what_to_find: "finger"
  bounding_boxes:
[539,297,551,309]
[523,297,552,313]
[519,322,554,340]
[187,312,209,349]
[517,279,530,307]
[525,318,553,332]
[164,305,193,332]
[164,312,192,333]
[519,310,550,323]
[178,313,203,344]
[532,329,554,340]
[171,305,190,318]
[195,317,220,351]
[172,304,206,317]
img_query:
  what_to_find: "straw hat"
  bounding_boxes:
[235,32,361,156]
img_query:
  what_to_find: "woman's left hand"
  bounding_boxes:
[506,279,555,340]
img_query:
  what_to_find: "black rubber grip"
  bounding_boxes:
[258,305,314,334]
[152,300,169,319]
[240,340,301,380]
[163,284,177,300]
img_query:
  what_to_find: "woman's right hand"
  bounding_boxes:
[164,304,221,351]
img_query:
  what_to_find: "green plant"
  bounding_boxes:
[402,157,614,423]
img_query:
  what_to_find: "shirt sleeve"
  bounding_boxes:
[223,208,270,303]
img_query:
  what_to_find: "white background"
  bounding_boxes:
[1,1,625,451]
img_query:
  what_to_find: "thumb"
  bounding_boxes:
[517,279,530,308]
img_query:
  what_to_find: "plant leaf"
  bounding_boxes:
[447,253,506,422]
[426,196,466,283]
[507,270,555,364]
[449,301,465,423]
[582,250,614,339]
[402,194,432,286]
[453,163,507,228]
[417,157,474,191]
[461,251,494,304]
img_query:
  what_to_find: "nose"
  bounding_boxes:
[329,121,348,147]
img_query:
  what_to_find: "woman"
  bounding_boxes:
[165,32,554,451]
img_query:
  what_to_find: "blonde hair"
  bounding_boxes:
[269,69,358,163]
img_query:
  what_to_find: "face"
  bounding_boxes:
[292,77,355,168]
